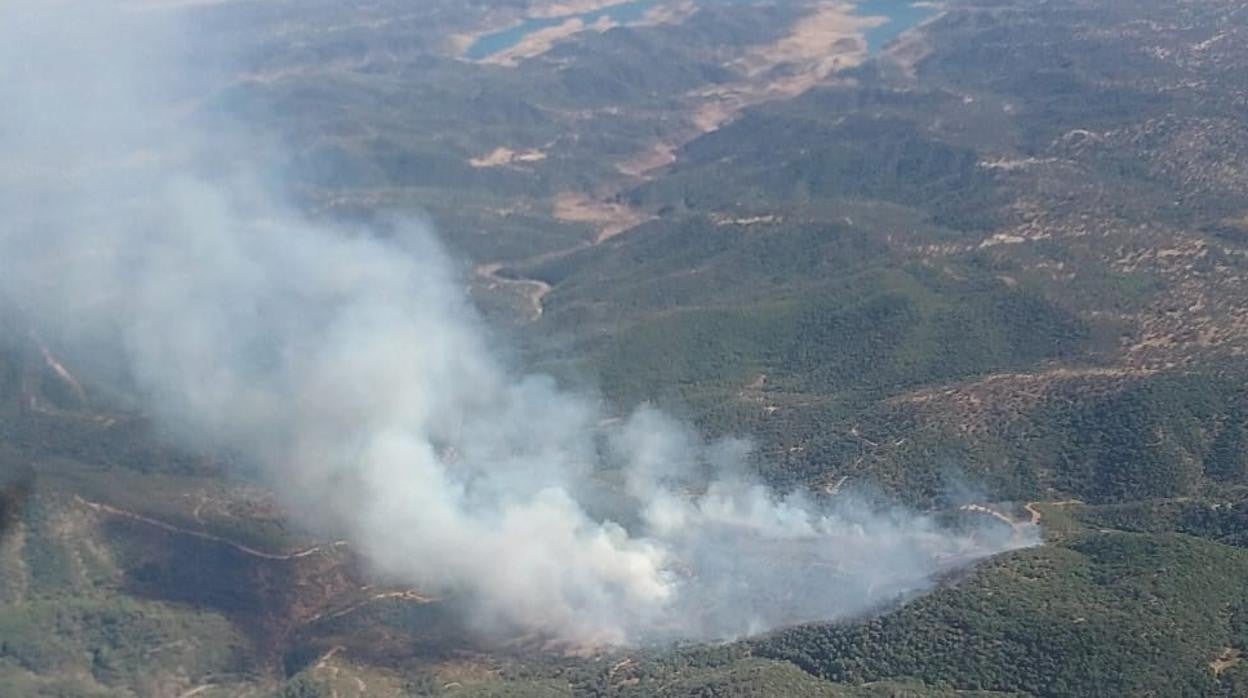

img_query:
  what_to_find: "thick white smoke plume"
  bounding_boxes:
[1,1,1036,645]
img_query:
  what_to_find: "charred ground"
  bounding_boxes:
[6,0,1248,695]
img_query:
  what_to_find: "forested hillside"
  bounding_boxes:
[4,0,1248,695]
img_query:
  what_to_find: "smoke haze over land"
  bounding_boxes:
[0,1,1037,645]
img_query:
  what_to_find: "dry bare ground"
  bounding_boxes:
[585,2,892,224]
[1212,647,1243,676]
[472,2,934,320]
[529,0,640,19]
[689,2,881,132]
[452,0,697,66]
[481,16,616,67]
[553,192,654,243]
[615,141,679,178]
[473,190,648,318]
[469,147,548,168]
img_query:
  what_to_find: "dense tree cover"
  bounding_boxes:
[5,0,1248,694]
[1044,374,1233,500]
[589,263,1087,408]
[0,596,251,695]
[1077,491,1248,550]
[0,467,31,541]
[631,109,1007,233]
[273,675,334,698]
[1208,406,1248,482]
[1008,370,1248,503]
[0,484,258,696]
[482,645,1000,697]
[721,361,1248,506]
[755,534,1248,696]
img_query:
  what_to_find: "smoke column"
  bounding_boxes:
[0,1,1037,644]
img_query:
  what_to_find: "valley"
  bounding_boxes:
[5,0,1248,695]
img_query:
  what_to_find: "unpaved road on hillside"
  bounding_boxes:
[75,496,346,561]
[474,2,908,321]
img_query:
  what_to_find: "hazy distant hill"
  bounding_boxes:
[5,0,1248,695]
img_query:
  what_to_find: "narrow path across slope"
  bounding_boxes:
[75,495,346,561]
[472,3,898,321]
[1024,500,1084,525]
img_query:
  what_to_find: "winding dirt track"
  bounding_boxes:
[958,503,1023,530]
[305,589,438,625]
[959,500,1085,531]
[74,496,346,561]
[475,261,554,320]
[472,3,901,322]
[1024,500,1084,525]
[1023,502,1043,525]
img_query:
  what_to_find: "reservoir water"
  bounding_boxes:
[466,1,664,60]
[857,0,939,52]
[465,0,938,61]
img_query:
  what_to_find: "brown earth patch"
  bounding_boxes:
[553,192,654,242]
[469,147,548,168]
[1212,647,1243,676]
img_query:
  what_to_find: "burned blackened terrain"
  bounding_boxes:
[5,0,1248,696]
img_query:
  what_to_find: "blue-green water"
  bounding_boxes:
[856,0,938,52]
[466,1,662,60]
[465,0,938,62]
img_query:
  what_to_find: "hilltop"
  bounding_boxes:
[5,0,1248,695]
